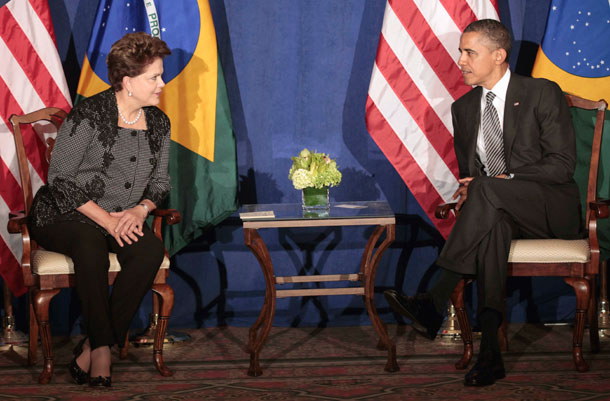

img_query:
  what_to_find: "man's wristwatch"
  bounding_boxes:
[504,173,515,180]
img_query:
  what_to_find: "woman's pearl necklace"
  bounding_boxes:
[118,106,142,125]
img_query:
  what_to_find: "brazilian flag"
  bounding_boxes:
[76,0,237,255]
[532,0,610,260]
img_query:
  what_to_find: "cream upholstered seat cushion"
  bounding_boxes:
[31,249,170,276]
[507,239,590,264]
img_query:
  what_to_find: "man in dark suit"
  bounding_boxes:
[384,19,581,386]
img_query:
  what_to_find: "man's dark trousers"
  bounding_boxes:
[435,176,580,313]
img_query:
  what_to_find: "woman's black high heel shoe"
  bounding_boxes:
[69,337,89,385]
[87,345,112,387]
[89,375,111,387]
[89,364,112,387]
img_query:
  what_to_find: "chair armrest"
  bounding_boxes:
[151,208,182,226]
[435,203,457,219]
[150,208,182,240]
[590,199,609,219]
[7,212,34,284]
[7,212,27,234]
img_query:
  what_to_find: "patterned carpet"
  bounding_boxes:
[1,324,610,400]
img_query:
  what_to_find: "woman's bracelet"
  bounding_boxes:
[139,203,150,215]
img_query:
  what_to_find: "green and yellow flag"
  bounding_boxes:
[532,0,609,260]
[76,0,237,254]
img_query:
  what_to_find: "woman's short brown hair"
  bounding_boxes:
[106,32,171,91]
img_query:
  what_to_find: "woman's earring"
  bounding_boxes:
[128,91,132,97]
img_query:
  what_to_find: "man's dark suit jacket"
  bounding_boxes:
[450,73,581,239]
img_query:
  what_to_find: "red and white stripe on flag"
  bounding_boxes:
[0,0,71,296]
[366,0,498,239]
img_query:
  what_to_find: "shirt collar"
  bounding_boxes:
[482,68,511,103]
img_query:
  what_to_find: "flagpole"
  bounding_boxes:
[439,303,461,338]
[0,283,27,347]
[130,298,191,346]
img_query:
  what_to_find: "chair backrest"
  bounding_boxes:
[9,108,67,214]
[565,93,607,229]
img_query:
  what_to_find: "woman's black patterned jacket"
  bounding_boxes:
[28,88,171,234]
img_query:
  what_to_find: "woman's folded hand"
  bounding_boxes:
[107,207,147,246]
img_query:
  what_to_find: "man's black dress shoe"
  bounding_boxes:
[383,290,444,340]
[89,375,112,387]
[69,337,89,385]
[464,355,506,386]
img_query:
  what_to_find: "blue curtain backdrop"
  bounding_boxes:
[4,0,582,334]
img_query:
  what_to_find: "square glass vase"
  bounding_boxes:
[301,186,330,211]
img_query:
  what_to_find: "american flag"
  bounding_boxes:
[366,0,499,239]
[0,0,71,296]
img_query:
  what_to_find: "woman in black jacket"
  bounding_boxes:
[28,32,172,387]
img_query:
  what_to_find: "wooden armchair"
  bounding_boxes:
[435,93,608,372]
[7,107,181,384]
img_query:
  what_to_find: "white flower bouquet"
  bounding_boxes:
[288,148,342,190]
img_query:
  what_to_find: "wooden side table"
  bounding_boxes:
[240,201,398,376]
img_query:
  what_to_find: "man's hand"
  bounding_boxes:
[452,177,474,211]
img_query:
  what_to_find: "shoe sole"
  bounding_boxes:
[464,369,506,387]
[464,379,495,387]
[384,294,436,340]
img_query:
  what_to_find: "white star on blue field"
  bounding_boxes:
[543,0,610,77]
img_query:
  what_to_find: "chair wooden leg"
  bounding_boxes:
[28,288,39,366]
[450,280,473,370]
[564,277,590,372]
[32,288,61,384]
[586,275,600,353]
[152,283,174,377]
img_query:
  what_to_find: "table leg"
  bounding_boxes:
[361,224,399,372]
[244,228,277,376]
